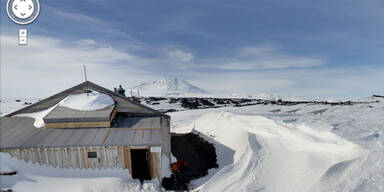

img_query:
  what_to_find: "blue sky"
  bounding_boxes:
[1,0,384,99]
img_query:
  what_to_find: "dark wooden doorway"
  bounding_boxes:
[130,149,150,181]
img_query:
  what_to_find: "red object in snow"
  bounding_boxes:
[171,160,188,172]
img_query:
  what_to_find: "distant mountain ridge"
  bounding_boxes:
[130,78,208,97]
[129,78,305,100]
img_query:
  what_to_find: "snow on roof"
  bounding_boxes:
[15,91,114,128]
[59,91,114,111]
[15,105,57,128]
[6,81,168,119]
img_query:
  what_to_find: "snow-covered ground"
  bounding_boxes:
[0,153,161,192]
[0,98,40,117]
[1,96,384,191]
[169,96,384,191]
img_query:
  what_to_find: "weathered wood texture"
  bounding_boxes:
[150,152,162,179]
[45,121,111,129]
[5,146,124,169]
[3,146,163,180]
[160,117,172,159]
[109,106,118,122]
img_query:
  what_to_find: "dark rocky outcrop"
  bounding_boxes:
[162,133,218,190]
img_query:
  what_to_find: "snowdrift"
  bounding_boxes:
[59,91,114,111]
[188,112,366,192]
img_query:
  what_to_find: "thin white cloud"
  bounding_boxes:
[203,44,324,70]
[189,66,384,100]
[241,45,277,56]
[42,5,145,48]
[221,57,323,70]
[167,49,194,62]
[1,33,381,100]
[74,39,97,47]
[0,34,151,97]
[55,10,102,24]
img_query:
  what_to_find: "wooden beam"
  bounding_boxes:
[149,152,154,179]
[45,121,110,129]
[83,148,88,169]
[131,130,137,144]
[128,146,149,150]
[106,128,160,130]
[128,148,132,176]
[109,106,118,127]
[121,146,126,169]
[102,130,111,145]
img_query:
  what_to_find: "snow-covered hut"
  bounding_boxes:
[0,81,171,181]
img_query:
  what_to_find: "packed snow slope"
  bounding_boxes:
[130,78,208,97]
[182,113,366,192]
[169,96,384,192]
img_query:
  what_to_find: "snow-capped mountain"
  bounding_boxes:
[129,78,306,100]
[130,78,208,97]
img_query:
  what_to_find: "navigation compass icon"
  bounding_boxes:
[6,0,40,25]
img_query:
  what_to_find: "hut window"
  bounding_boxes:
[87,151,97,158]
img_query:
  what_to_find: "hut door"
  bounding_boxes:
[130,149,150,181]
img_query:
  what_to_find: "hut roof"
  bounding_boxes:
[1,116,163,149]
[6,81,170,119]
[0,81,169,149]
[43,105,116,123]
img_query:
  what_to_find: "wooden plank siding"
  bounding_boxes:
[1,145,163,181]
[2,146,124,169]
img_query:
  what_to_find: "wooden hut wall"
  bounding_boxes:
[150,151,162,179]
[160,116,171,159]
[5,146,124,169]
